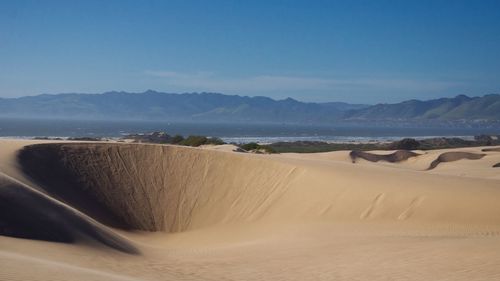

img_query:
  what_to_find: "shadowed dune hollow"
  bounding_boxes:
[482,147,500,152]
[3,143,499,257]
[349,150,420,163]
[3,142,500,280]
[17,143,298,233]
[0,173,139,254]
[427,152,486,170]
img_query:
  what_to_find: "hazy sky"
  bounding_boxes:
[1,0,499,103]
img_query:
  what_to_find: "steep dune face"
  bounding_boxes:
[18,144,299,232]
[16,143,500,235]
[427,152,486,170]
[482,147,500,152]
[349,150,420,163]
[3,141,500,280]
[0,173,139,254]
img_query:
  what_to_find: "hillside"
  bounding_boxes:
[345,94,500,121]
[0,91,499,125]
[0,90,366,123]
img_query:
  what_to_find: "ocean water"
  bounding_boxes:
[0,118,498,144]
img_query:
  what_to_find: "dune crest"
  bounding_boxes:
[2,141,500,280]
[482,147,500,152]
[427,151,486,170]
[349,150,420,163]
[0,172,139,254]
[18,143,299,232]
[14,143,500,234]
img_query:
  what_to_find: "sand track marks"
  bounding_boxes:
[398,196,424,221]
[360,193,385,219]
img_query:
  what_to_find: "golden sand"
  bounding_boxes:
[1,139,500,280]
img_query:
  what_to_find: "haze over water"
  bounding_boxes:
[0,118,495,143]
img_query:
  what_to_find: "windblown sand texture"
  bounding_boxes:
[2,140,500,281]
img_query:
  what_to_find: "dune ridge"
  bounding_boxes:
[427,151,486,170]
[349,150,420,163]
[15,143,500,231]
[482,147,500,152]
[18,143,300,232]
[2,141,500,280]
[0,172,139,254]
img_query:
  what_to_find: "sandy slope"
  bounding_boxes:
[1,139,500,280]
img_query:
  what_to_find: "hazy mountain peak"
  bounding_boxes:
[345,94,500,122]
[0,91,498,126]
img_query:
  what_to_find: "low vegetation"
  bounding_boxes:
[36,133,500,154]
[261,135,500,153]
[179,135,225,147]
[239,142,276,154]
[266,141,380,153]
[122,132,225,147]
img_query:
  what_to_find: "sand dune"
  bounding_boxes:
[482,147,500,152]
[0,172,139,254]
[18,143,302,232]
[427,151,486,170]
[2,140,500,280]
[349,150,420,163]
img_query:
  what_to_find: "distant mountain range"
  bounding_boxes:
[0,91,499,126]
[0,90,366,123]
[345,94,500,121]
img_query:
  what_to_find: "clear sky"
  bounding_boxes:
[1,0,499,103]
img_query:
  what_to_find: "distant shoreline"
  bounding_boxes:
[0,134,478,144]
[0,132,496,154]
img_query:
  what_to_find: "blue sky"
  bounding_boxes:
[0,0,499,103]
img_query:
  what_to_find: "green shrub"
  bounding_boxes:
[205,137,225,145]
[180,135,208,147]
[260,145,277,154]
[239,142,276,153]
[170,135,185,144]
[240,142,260,151]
